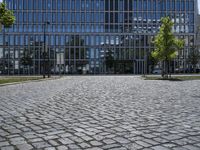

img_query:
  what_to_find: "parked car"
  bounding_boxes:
[175,68,185,73]
[152,68,162,74]
[175,68,192,73]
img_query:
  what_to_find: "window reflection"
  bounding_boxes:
[2,0,196,75]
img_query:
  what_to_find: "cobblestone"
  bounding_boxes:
[1,146,15,150]
[0,76,200,149]
[56,145,68,150]
[16,143,33,150]
[90,140,103,146]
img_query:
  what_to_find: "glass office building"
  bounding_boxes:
[0,0,198,75]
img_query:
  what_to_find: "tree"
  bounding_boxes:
[105,48,114,73]
[66,35,85,59]
[65,35,87,74]
[148,53,158,73]
[187,46,200,72]
[20,49,33,67]
[151,16,184,78]
[0,2,15,30]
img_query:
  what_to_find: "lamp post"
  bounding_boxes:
[43,21,50,78]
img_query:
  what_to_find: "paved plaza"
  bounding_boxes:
[0,76,200,150]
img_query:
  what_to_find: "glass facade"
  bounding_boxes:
[0,0,197,75]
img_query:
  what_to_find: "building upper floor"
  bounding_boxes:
[2,0,198,34]
[5,0,196,12]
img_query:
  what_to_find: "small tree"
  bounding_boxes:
[105,48,114,73]
[0,2,15,30]
[20,54,33,67]
[20,49,33,74]
[148,53,158,73]
[152,16,184,78]
[187,46,200,72]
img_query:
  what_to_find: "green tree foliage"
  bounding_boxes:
[187,46,200,71]
[0,2,15,29]
[65,36,87,73]
[105,48,114,72]
[66,35,85,59]
[151,16,184,78]
[148,53,158,72]
[20,50,33,67]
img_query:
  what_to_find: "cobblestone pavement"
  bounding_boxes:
[0,76,200,150]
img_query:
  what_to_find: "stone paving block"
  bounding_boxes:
[32,141,51,149]
[85,148,103,150]
[74,132,86,137]
[93,135,104,141]
[59,133,73,138]
[124,143,143,149]
[142,148,154,150]
[28,138,43,143]
[79,142,91,148]
[172,147,189,150]
[102,143,122,149]
[0,141,9,147]
[90,140,103,146]
[153,137,169,144]
[44,147,56,150]
[151,145,171,150]
[16,143,33,150]
[188,136,200,142]
[143,139,159,145]
[109,147,127,150]
[22,133,37,139]
[195,143,200,147]
[103,139,116,144]
[81,135,93,141]
[58,138,74,145]
[113,137,130,144]
[43,135,58,140]
[163,143,177,148]
[68,144,81,149]
[183,145,200,150]
[84,131,96,136]
[105,134,116,138]
[1,76,200,150]
[1,146,15,150]
[0,137,6,142]
[48,139,60,146]
[7,129,21,134]
[163,134,182,141]
[135,140,152,147]
[57,145,68,150]
[47,130,65,135]
[69,136,83,143]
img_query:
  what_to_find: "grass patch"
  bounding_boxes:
[144,76,200,81]
[0,77,43,85]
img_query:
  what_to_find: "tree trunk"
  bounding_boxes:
[194,65,196,73]
[163,61,166,78]
[169,61,172,78]
[161,61,165,78]
[168,60,171,78]
[114,61,116,74]
[165,60,168,78]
